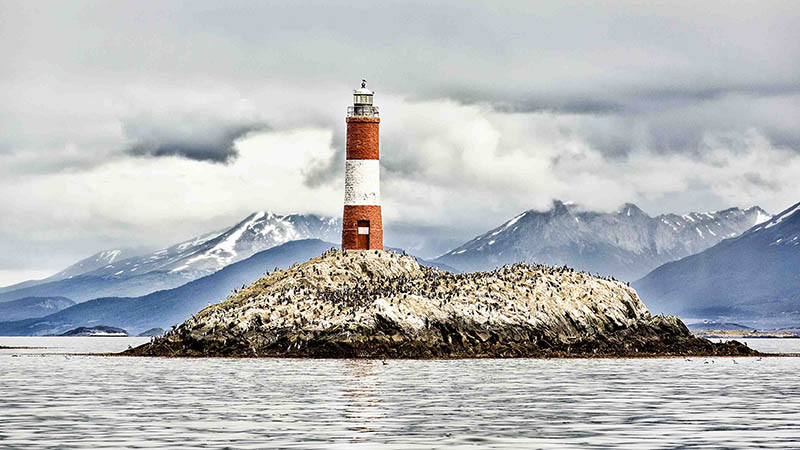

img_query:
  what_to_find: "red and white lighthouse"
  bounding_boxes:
[342,80,383,250]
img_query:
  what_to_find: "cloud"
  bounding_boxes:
[117,84,271,163]
[0,128,342,273]
[302,126,345,188]
[1,0,800,278]
[374,100,800,222]
[123,117,266,163]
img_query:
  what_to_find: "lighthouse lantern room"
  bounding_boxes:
[342,80,383,250]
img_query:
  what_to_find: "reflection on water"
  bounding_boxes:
[342,360,383,435]
[1,337,800,449]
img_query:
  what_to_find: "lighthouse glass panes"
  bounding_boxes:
[342,82,383,250]
[354,94,372,104]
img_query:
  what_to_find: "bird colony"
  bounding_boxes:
[130,249,754,358]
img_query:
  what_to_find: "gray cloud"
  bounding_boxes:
[743,172,781,191]
[302,126,345,188]
[123,118,266,163]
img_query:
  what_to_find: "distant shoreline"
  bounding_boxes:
[696,330,799,339]
[0,345,47,349]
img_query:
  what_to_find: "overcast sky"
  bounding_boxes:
[1,0,799,283]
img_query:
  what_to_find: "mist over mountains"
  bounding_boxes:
[435,201,769,281]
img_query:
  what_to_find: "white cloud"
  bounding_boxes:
[0,128,338,262]
[1,1,799,279]
[380,100,800,225]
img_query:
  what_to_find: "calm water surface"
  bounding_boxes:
[1,337,799,449]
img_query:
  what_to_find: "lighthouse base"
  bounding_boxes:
[342,205,383,250]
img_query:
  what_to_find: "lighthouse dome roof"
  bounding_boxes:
[353,87,373,95]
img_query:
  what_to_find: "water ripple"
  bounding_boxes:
[1,337,799,448]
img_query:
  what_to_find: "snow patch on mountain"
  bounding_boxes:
[502,212,527,231]
[754,210,774,226]
[47,248,150,282]
[760,203,800,230]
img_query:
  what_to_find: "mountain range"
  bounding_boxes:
[435,201,770,280]
[0,213,340,303]
[2,200,795,334]
[633,201,800,327]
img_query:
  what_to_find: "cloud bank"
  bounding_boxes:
[1,0,799,277]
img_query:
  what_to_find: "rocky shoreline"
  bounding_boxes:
[125,250,757,359]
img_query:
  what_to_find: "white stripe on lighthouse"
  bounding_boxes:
[344,159,380,205]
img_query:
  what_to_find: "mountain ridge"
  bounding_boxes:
[633,201,800,327]
[435,200,769,280]
[0,248,149,294]
[0,296,75,322]
[0,213,341,303]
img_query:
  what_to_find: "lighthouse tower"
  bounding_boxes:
[342,80,383,250]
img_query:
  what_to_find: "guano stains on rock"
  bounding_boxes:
[125,249,757,358]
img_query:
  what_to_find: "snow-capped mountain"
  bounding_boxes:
[435,200,770,280]
[634,201,800,327]
[83,212,340,281]
[0,213,341,303]
[0,248,149,295]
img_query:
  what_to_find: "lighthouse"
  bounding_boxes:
[342,80,383,250]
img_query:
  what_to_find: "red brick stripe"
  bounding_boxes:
[346,118,380,160]
[342,205,383,250]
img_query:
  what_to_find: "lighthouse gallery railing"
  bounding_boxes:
[347,106,380,117]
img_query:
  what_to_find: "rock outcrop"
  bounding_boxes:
[126,250,755,358]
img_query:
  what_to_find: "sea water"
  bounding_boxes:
[1,337,799,449]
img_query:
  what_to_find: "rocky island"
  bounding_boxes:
[60,325,128,337]
[126,250,755,358]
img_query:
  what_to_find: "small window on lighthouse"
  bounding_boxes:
[357,220,370,235]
